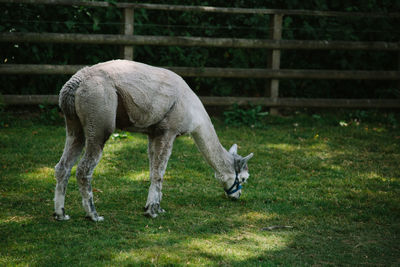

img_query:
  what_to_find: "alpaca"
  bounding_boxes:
[54,60,253,221]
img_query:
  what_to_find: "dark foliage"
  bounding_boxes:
[0,0,399,98]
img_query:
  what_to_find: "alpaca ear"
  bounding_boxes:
[229,144,238,155]
[238,153,254,170]
[243,153,254,162]
[236,153,254,171]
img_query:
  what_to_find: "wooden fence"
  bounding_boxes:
[1,0,400,110]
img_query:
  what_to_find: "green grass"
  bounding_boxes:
[0,111,399,266]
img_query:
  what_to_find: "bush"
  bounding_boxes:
[223,104,269,128]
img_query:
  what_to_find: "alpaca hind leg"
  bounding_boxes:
[54,118,84,221]
[76,115,115,221]
[74,81,117,221]
[76,140,106,222]
[144,132,176,218]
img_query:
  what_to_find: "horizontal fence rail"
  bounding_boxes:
[2,32,400,51]
[1,64,400,80]
[1,0,400,18]
[1,0,399,109]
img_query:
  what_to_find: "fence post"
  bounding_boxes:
[266,14,283,115]
[122,8,134,60]
[398,52,400,90]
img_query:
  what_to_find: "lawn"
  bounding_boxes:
[0,110,399,266]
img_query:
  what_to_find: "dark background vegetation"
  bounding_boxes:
[0,0,399,99]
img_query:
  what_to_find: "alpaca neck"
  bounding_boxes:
[191,118,234,180]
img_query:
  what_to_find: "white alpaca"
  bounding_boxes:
[54,60,253,221]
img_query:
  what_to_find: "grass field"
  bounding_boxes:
[0,110,399,266]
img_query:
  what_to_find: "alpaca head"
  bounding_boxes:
[222,144,254,200]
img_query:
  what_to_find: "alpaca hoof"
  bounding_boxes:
[86,213,104,222]
[144,210,158,218]
[144,203,164,218]
[54,213,70,221]
[93,216,104,222]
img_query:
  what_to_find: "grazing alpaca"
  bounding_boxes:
[54,60,253,221]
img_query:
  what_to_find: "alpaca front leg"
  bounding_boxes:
[144,133,175,218]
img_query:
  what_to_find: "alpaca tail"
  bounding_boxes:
[59,68,86,119]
